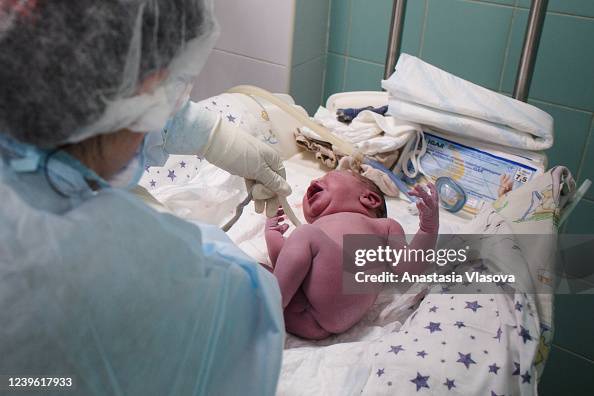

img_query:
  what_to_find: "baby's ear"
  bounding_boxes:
[360,190,382,210]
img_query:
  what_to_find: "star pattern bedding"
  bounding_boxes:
[136,90,568,395]
[278,170,565,396]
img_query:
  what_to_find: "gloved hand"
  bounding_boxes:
[248,181,286,218]
[202,119,292,217]
[409,183,439,233]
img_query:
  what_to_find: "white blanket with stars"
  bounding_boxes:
[278,170,567,396]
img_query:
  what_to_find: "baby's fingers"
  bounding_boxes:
[410,185,435,207]
[416,200,429,213]
[426,183,439,207]
[266,218,279,228]
[408,187,426,199]
[414,185,431,201]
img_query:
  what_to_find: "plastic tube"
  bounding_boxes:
[279,196,301,228]
[363,158,416,203]
[222,85,322,230]
[222,85,413,230]
[227,85,364,162]
[221,192,253,232]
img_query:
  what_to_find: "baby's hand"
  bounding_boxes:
[409,183,439,233]
[266,207,289,235]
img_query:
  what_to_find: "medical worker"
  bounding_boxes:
[0,1,286,395]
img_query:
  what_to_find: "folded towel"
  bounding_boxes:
[382,54,554,151]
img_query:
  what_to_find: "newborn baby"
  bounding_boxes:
[265,170,439,340]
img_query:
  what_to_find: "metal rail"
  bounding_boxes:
[384,0,549,102]
[513,0,549,101]
[384,0,407,79]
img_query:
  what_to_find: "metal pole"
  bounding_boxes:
[384,0,407,79]
[513,0,548,102]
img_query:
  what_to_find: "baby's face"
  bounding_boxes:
[303,171,373,223]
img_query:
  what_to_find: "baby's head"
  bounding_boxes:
[303,170,387,223]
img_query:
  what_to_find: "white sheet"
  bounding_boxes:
[140,151,560,396]
[277,169,564,396]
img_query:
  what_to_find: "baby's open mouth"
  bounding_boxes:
[306,181,324,202]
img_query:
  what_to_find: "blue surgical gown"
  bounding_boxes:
[0,157,284,395]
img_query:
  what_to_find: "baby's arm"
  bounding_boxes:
[409,183,440,235]
[264,207,290,267]
[387,184,439,275]
[386,219,437,276]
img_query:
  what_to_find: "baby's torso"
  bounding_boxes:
[310,212,392,248]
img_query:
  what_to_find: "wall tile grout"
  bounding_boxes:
[293,52,330,69]
[511,94,594,115]
[327,51,347,58]
[471,0,594,21]
[418,0,430,58]
[551,343,594,364]
[320,0,334,105]
[498,3,518,92]
[212,48,289,68]
[515,8,594,21]
[575,115,594,182]
[329,54,386,67]
[341,0,354,91]
[462,0,516,9]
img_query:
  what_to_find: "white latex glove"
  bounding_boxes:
[202,119,292,217]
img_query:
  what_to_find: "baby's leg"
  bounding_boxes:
[273,224,340,308]
[284,289,331,340]
[274,225,374,336]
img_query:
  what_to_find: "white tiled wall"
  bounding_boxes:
[213,0,296,65]
[192,49,291,100]
[290,0,331,114]
[290,57,327,115]
[292,0,331,66]
[192,0,296,100]
[191,0,331,116]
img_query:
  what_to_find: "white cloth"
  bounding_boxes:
[140,93,286,224]
[382,54,554,151]
[300,107,421,156]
